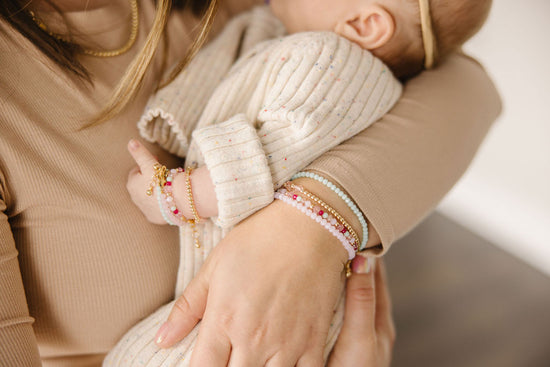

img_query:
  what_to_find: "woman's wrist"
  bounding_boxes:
[267,198,349,265]
[291,177,381,250]
[276,183,360,260]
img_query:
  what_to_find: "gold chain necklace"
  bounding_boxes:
[29,0,139,58]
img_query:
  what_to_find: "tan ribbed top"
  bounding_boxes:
[0,0,501,365]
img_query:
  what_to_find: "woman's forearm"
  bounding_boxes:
[306,53,502,253]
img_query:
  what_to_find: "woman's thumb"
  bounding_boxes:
[155,272,209,348]
[342,255,377,337]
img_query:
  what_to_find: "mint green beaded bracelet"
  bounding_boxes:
[291,171,369,251]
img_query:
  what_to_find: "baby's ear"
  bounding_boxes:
[334,5,395,50]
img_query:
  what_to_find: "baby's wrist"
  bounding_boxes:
[173,166,219,219]
[172,173,193,220]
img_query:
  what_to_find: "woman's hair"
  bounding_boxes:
[0,1,89,80]
[0,0,218,123]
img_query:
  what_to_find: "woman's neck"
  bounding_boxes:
[29,0,136,55]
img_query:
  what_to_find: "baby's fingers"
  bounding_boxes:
[128,139,157,173]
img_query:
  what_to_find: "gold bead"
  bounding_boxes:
[345,261,352,278]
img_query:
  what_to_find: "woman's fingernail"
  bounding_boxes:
[352,254,375,274]
[155,321,171,346]
[129,139,140,151]
[367,257,375,273]
[352,254,367,273]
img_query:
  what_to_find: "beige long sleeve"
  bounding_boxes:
[307,53,502,252]
[0,178,41,366]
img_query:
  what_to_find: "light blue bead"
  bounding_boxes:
[291,171,369,249]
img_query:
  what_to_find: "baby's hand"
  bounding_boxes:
[126,139,167,225]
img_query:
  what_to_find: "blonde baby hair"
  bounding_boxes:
[378,0,493,79]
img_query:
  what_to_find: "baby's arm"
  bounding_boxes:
[126,142,217,224]
[189,32,402,228]
[128,33,401,233]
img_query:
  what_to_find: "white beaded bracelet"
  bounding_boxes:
[155,186,177,226]
[274,191,356,260]
[291,171,369,251]
[156,168,187,226]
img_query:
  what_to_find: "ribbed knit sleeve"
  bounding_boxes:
[192,32,401,227]
[137,5,285,157]
[0,177,41,366]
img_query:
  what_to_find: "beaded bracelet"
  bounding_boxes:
[148,163,201,248]
[151,166,187,226]
[155,186,177,226]
[184,166,201,248]
[284,182,360,250]
[184,166,201,224]
[275,184,357,260]
[291,171,369,251]
[160,168,187,226]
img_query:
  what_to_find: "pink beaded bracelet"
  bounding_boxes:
[149,163,201,248]
[274,187,357,260]
[157,167,187,226]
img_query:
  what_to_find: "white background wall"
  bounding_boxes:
[437,0,550,275]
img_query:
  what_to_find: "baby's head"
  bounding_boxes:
[270,0,492,79]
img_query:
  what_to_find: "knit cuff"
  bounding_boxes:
[192,114,274,228]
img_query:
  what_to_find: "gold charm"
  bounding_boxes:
[147,163,167,196]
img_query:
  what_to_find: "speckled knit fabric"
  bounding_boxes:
[104,6,401,366]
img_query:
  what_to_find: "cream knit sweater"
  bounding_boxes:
[104,6,400,366]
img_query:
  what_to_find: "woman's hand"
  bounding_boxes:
[126,139,166,225]
[155,199,350,366]
[327,256,395,367]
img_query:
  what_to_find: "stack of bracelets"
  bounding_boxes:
[274,172,369,276]
[147,163,202,248]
